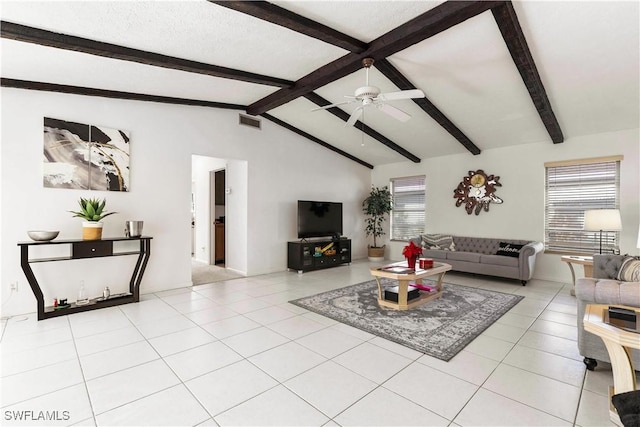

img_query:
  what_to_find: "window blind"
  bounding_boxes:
[545,159,620,253]
[390,176,425,240]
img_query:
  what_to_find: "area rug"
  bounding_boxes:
[289,279,524,361]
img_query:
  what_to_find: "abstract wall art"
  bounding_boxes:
[43,117,130,191]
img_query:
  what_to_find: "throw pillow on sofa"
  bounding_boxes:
[617,256,640,282]
[420,234,456,251]
[496,242,524,257]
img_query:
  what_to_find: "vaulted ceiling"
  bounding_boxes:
[1,1,638,169]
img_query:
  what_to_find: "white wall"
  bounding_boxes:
[372,128,640,283]
[1,88,371,317]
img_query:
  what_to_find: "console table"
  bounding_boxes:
[18,236,152,320]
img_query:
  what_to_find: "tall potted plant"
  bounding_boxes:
[70,197,117,240]
[362,185,392,261]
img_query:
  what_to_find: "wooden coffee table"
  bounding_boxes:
[370,261,452,310]
[583,304,640,426]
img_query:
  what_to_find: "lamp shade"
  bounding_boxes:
[637,227,640,249]
[584,209,622,231]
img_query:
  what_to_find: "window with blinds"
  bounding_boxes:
[390,176,425,240]
[544,157,621,253]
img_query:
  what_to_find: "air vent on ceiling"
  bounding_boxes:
[239,114,261,130]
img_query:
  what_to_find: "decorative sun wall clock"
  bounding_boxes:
[453,169,503,215]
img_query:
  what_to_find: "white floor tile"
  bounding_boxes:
[243,305,298,325]
[463,334,515,361]
[1,326,73,354]
[454,388,571,426]
[333,342,413,384]
[384,362,478,420]
[517,330,583,361]
[1,340,77,376]
[133,314,198,339]
[163,341,243,381]
[221,327,289,358]
[416,350,499,386]
[284,361,377,418]
[295,327,364,359]
[529,318,578,341]
[95,384,210,426]
[171,298,220,314]
[214,385,329,426]
[0,261,593,426]
[575,388,617,426]
[367,336,423,360]
[147,326,216,357]
[79,340,159,380]
[225,297,271,314]
[266,315,326,340]
[538,309,578,327]
[1,383,93,426]
[200,315,261,339]
[502,345,586,387]
[70,314,133,339]
[2,359,85,407]
[248,341,326,382]
[583,365,615,396]
[185,360,278,416]
[86,359,180,415]
[483,363,581,422]
[481,321,527,343]
[74,325,144,356]
[335,386,449,426]
[184,306,239,325]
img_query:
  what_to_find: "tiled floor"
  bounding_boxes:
[0,260,632,426]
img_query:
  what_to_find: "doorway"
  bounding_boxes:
[191,155,236,285]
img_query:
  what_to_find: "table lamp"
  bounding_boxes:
[584,209,622,254]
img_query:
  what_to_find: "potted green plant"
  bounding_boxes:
[70,197,117,240]
[362,185,393,261]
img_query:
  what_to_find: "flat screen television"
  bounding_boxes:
[297,200,343,239]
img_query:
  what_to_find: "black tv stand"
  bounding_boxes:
[288,238,351,273]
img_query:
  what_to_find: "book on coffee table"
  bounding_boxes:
[384,285,420,302]
[381,266,415,274]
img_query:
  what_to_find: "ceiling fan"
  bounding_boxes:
[312,58,425,127]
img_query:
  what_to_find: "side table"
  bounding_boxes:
[561,255,593,296]
[583,304,639,426]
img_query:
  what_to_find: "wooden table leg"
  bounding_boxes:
[398,279,409,308]
[601,338,637,426]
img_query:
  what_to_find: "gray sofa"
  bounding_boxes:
[410,235,544,285]
[575,254,640,370]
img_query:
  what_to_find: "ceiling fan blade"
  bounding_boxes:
[310,100,353,112]
[345,106,363,127]
[377,103,411,122]
[376,89,425,101]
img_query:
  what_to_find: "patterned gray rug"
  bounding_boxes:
[289,279,524,361]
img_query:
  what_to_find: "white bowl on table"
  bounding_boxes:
[27,230,59,241]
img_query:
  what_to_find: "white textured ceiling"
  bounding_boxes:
[1,1,638,168]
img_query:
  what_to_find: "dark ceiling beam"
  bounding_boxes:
[261,113,373,169]
[0,21,293,88]
[304,92,421,162]
[246,1,501,115]
[1,78,247,109]
[209,1,368,53]
[491,2,563,143]
[374,59,481,155]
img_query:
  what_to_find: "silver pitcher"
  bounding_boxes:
[125,221,144,237]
